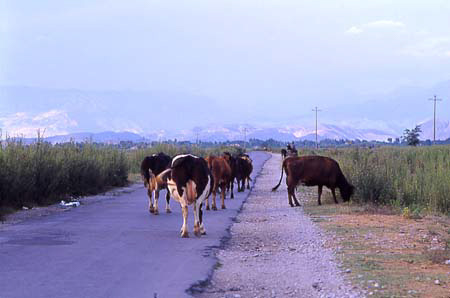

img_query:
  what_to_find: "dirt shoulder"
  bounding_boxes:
[302,187,450,298]
[196,153,361,298]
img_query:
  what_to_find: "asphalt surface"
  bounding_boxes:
[0,151,270,298]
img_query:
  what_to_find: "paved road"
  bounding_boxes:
[0,152,270,298]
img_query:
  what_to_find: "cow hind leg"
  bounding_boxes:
[246,177,250,189]
[147,189,155,213]
[331,188,339,204]
[287,186,295,207]
[230,181,234,199]
[180,204,189,238]
[165,189,172,213]
[153,189,160,215]
[221,184,226,209]
[291,188,301,207]
[212,183,218,211]
[318,185,323,206]
[193,200,201,237]
[199,203,206,235]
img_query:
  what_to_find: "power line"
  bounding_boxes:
[428,95,442,144]
[312,107,321,149]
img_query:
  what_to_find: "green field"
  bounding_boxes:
[296,146,450,215]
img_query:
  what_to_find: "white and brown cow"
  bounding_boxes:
[140,152,172,215]
[157,154,212,238]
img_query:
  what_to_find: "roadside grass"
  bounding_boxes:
[295,146,450,215]
[300,187,450,298]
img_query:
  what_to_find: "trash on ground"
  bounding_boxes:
[60,200,80,208]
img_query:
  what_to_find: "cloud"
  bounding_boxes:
[401,37,450,58]
[346,20,405,34]
[0,110,78,138]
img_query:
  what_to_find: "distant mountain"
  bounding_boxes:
[19,120,450,144]
[417,119,450,140]
[42,131,144,144]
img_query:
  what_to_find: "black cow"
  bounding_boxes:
[140,152,172,215]
[235,154,253,191]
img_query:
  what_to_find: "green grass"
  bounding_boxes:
[299,146,450,215]
[0,138,128,214]
[0,140,243,216]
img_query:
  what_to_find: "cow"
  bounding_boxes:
[235,154,253,192]
[140,152,172,215]
[156,154,212,238]
[223,152,237,199]
[205,155,232,210]
[272,155,354,207]
[281,149,287,159]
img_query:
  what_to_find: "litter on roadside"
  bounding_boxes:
[60,200,81,208]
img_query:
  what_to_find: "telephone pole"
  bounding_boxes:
[428,95,442,144]
[312,107,321,149]
[242,127,248,150]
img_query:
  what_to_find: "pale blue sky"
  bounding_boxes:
[1,0,450,136]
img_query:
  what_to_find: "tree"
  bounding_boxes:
[403,125,422,146]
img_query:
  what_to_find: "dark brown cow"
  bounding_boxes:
[205,155,232,210]
[281,149,287,159]
[223,152,237,199]
[156,154,212,238]
[272,155,354,207]
[140,152,172,215]
[235,154,253,191]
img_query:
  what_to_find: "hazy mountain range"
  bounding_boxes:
[1,81,449,142]
[16,118,449,144]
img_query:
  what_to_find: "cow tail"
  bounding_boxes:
[271,161,285,192]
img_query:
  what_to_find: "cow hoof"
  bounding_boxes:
[212,206,218,211]
[206,205,210,211]
[231,195,234,199]
[295,204,301,207]
[154,210,159,215]
[181,231,189,238]
[194,230,201,237]
[221,205,226,209]
[149,208,155,214]
[166,209,172,214]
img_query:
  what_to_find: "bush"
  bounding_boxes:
[0,139,128,212]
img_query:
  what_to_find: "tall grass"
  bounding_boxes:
[0,139,128,212]
[304,146,450,214]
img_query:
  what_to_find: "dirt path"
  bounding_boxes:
[196,153,362,298]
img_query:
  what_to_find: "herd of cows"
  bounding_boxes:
[140,150,354,238]
[140,152,253,238]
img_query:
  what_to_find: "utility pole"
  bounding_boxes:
[312,107,321,149]
[196,132,199,145]
[428,95,442,144]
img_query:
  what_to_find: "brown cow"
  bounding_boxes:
[222,152,237,199]
[157,154,212,238]
[205,155,232,210]
[272,155,354,207]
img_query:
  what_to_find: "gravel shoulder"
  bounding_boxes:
[196,153,362,298]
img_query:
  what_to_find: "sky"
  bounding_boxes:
[1,0,450,137]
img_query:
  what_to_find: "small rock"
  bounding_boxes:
[374,283,379,288]
[434,280,440,285]
[233,295,241,298]
[345,269,352,273]
[408,290,418,295]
